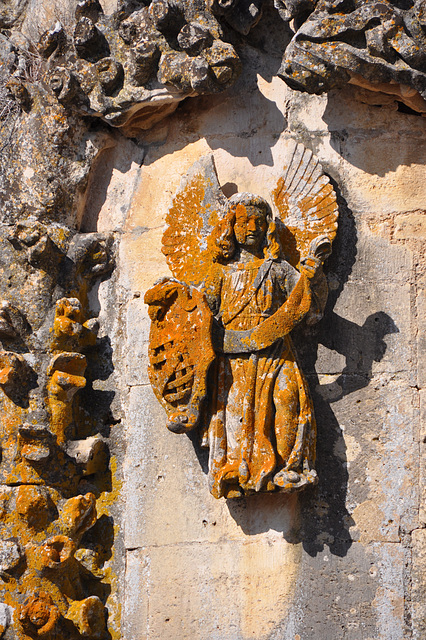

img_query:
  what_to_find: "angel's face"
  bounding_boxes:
[233,206,268,252]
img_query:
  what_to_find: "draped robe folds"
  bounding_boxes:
[202,258,321,499]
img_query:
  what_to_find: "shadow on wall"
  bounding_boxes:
[190,180,398,560]
[322,88,426,175]
[142,49,288,170]
[79,130,145,233]
[293,183,398,558]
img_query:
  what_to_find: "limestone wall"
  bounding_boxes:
[0,1,425,639]
[89,54,425,640]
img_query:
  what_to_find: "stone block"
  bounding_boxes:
[370,543,405,640]
[125,538,301,640]
[321,87,426,136]
[124,386,301,549]
[80,137,144,233]
[125,298,150,386]
[339,136,426,215]
[321,380,419,537]
[412,528,426,640]
[394,212,426,241]
[347,234,412,285]
[119,227,168,293]
[317,280,413,381]
[273,542,405,639]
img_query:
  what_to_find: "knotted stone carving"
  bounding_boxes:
[0,225,115,639]
[277,0,426,113]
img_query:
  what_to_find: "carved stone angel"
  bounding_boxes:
[144,144,339,499]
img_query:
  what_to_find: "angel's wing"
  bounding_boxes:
[272,141,339,267]
[162,154,229,286]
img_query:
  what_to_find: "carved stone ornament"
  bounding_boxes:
[0,225,114,640]
[144,143,339,499]
[277,0,426,113]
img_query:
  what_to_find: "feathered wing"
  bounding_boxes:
[162,154,229,286]
[272,141,339,267]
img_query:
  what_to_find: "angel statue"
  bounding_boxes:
[144,143,339,499]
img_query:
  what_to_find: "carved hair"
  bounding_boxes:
[208,210,236,263]
[210,193,281,262]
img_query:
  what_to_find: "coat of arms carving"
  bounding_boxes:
[144,142,339,499]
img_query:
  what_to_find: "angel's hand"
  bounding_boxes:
[300,256,322,280]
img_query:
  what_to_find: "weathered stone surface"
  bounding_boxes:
[1,0,425,637]
[125,538,301,640]
[278,0,426,114]
[110,39,426,634]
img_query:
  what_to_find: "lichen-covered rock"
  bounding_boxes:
[278,0,426,113]
[2,0,243,134]
[0,215,115,638]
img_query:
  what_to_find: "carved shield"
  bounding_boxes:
[144,278,215,434]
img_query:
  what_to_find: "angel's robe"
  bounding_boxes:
[202,257,324,499]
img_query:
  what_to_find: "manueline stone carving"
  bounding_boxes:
[277,0,426,113]
[0,227,115,639]
[144,145,339,499]
[1,0,424,231]
[1,0,242,137]
[1,0,423,635]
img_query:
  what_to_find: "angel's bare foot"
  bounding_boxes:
[273,469,300,487]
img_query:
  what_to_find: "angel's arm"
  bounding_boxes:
[277,260,328,324]
[296,256,328,324]
[275,260,301,297]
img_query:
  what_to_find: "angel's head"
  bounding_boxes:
[210,193,281,262]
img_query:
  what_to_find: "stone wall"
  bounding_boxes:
[112,63,426,640]
[0,0,425,639]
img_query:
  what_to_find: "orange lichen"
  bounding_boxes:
[65,596,106,637]
[145,279,215,434]
[0,293,113,639]
[18,592,61,638]
[147,174,332,498]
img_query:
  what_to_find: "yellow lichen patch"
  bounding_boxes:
[162,174,208,285]
[16,486,51,533]
[93,456,122,640]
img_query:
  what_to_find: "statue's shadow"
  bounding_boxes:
[190,183,398,559]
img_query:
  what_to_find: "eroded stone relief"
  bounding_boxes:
[0,225,115,639]
[0,0,425,637]
[144,145,338,498]
[278,0,426,114]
